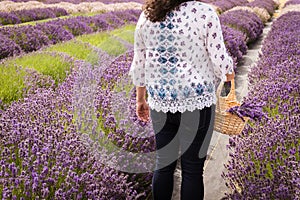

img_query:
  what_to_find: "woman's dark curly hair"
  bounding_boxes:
[143,0,194,22]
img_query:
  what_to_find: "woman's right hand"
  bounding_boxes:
[136,100,150,122]
[226,72,235,82]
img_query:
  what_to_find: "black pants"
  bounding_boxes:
[151,106,214,200]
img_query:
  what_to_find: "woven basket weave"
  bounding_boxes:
[214,80,248,135]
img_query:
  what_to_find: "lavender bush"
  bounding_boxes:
[87,15,110,32]
[51,7,69,17]
[19,7,67,22]
[49,17,93,36]
[284,0,300,7]
[0,25,51,52]
[212,0,249,13]
[0,8,68,25]
[113,9,141,23]
[13,8,55,23]
[219,9,264,43]
[35,23,74,44]
[260,11,300,64]
[221,25,247,65]
[0,33,22,59]
[0,12,20,25]
[223,11,300,199]
[246,0,278,15]
[0,25,51,53]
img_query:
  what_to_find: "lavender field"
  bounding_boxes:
[0,0,299,199]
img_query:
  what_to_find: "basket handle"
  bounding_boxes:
[216,79,237,112]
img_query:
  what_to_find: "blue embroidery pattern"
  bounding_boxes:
[158,88,166,99]
[183,86,190,98]
[156,11,180,100]
[195,83,204,95]
[148,82,214,101]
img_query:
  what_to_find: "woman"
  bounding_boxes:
[129,0,234,199]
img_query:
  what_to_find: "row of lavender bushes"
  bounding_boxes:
[246,0,278,15]
[220,9,264,44]
[0,7,68,25]
[220,9,262,65]
[284,0,300,7]
[211,0,249,13]
[0,9,140,60]
[218,3,269,66]
[201,0,278,15]
[222,8,300,200]
[0,49,154,199]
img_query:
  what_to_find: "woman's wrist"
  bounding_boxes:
[136,86,147,103]
[136,98,146,103]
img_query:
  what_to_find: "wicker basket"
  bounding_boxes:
[214,80,248,135]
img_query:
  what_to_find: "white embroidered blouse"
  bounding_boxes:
[129,1,234,113]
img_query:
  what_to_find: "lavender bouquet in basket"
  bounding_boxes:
[227,101,268,122]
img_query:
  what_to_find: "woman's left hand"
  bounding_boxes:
[136,100,150,122]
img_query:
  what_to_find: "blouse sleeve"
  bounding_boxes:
[205,8,234,82]
[129,12,147,87]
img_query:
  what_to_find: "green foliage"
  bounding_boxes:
[0,52,72,105]
[44,40,99,65]
[71,11,106,17]
[6,52,72,84]
[0,64,25,105]
[77,32,110,47]
[5,15,70,27]
[110,24,136,44]
[77,32,127,56]
[77,24,136,56]
[98,37,127,56]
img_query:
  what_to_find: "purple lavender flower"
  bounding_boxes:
[35,23,74,44]
[0,12,20,25]
[0,25,51,52]
[13,8,56,23]
[219,9,264,43]
[246,0,278,15]
[211,0,249,12]
[48,18,93,36]
[221,25,247,64]
[284,0,300,7]
[0,33,22,59]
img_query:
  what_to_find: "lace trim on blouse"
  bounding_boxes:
[148,93,216,113]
